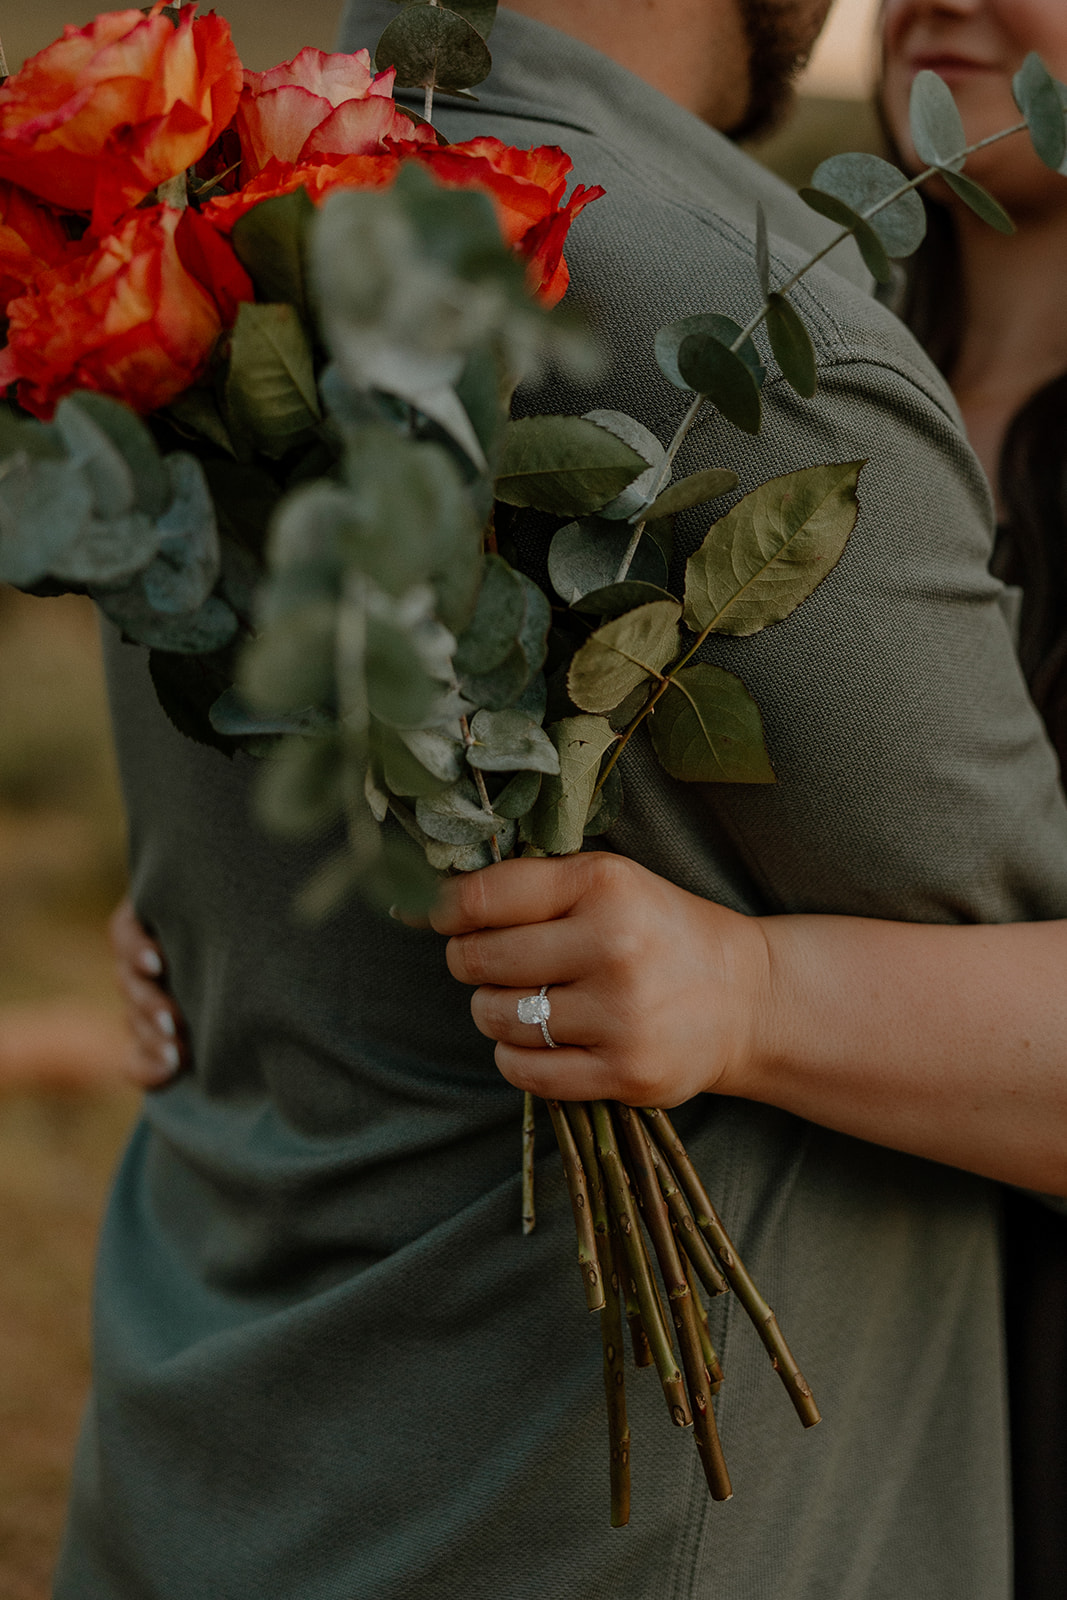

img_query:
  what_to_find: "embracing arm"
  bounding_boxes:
[427,853,1067,1199]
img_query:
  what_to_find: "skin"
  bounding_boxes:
[114,0,1067,1201]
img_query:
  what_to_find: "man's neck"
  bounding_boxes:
[500,0,751,129]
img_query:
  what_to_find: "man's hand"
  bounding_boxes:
[425,853,770,1106]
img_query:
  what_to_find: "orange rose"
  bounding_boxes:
[0,5,242,233]
[208,136,602,307]
[0,205,253,418]
[236,47,429,179]
[416,139,604,307]
[0,182,80,317]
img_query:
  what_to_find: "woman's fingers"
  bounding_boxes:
[108,896,186,1087]
[446,915,594,990]
[470,982,596,1049]
[430,855,594,937]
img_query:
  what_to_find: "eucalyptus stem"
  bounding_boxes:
[592,1101,691,1428]
[522,1091,537,1235]
[615,1104,732,1501]
[546,1100,605,1311]
[613,115,1035,585]
[424,0,439,123]
[642,1107,821,1429]
[648,1135,729,1297]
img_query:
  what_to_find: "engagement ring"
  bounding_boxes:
[516,984,558,1048]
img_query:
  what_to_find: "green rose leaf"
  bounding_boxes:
[676,332,762,435]
[648,663,775,784]
[515,571,552,675]
[492,766,542,819]
[167,387,237,458]
[909,68,967,169]
[797,188,892,284]
[567,599,682,714]
[416,777,505,844]
[520,714,618,856]
[225,302,321,460]
[548,515,668,603]
[646,468,738,520]
[571,580,679,618]
[495,415,650,516]
[765,293,818,399]
[684,461,862,637]
[754,199,771,298]
[375,5,492,93]
[654,313,764,392]
[1013,52,1067,170]
[939,168,1015,234]
[467,708,561,774]
[60,392,170,518]
[141,453,220,615]
[808,152,927,258]
[230,189,316,320]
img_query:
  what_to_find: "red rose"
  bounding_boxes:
[0,182,80,317]
[205,151,405,232]
[0,205,253,418]
[235,47,429,179]
[0,5,242,233]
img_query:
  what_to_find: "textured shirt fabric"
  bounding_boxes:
[55,8,1067,1599]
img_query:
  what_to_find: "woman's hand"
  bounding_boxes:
[427,852,770,1107]
[108,897,187,1088]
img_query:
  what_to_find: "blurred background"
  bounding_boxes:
[0,0,883,1593]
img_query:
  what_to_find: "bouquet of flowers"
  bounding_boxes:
[1,0,1063,1528]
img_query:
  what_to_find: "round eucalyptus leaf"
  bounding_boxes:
[798,188,892,284]
[142,453,220,614]
[765,293,818,399]
[809,152,926,259]
[516,572,552,676]
[491,766,542,819]
[375,6,492,92]
[677,333,762,435]
[1013,52,1067,170]
[940,168,1015,234]
[99,590,239,655]
[397,727,466,784]
[571,580,679,617]
[453,552,526,674]
[254,732,346,839]
[909,68,967,170]
[581,409,666,521]
[467,708,561,774]
[457,640,531,712]
[240,598,336,711]
[53,511,159,588]
[416,777,505,843]
[548,516,667,605]
[53,397,138,520]
[59,391,169,517]
[0,456,94,587]
[654,313,764,392]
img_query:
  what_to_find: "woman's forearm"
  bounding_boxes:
[741,914,1067,1196]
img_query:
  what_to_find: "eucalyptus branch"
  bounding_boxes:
[642,1107,821,1429]
[613,113,1036,584]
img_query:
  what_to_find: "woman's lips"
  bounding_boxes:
[907,54,999,84]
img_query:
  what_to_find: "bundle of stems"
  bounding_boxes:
[542,1098,820,1525]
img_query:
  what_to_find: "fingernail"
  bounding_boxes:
[156,1010,176,1038]
[388,905,402,921]
[162,1042,181,1072]
[140,949,164,977]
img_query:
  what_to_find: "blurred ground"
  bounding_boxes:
[0,26,880,1592]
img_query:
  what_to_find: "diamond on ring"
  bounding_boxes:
[516,985,558,1048]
